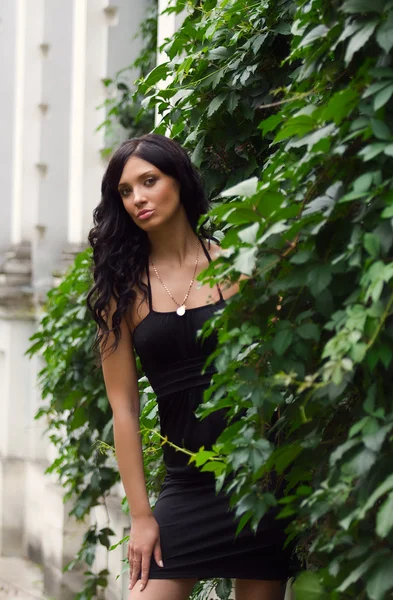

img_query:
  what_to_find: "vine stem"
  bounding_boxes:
[367,288,393,349]
[257,90,317,110]
[140,426,225,462]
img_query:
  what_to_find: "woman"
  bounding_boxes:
[88,134,291,600]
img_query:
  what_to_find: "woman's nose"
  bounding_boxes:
[133,191,147,206]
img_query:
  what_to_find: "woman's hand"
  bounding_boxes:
[128,514,164,592]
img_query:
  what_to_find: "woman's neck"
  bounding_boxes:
[148,218,199,268]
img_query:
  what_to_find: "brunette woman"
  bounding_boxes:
[88,134,291,600]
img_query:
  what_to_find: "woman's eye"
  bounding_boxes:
[121,188,132,197]
[145,177,156,187]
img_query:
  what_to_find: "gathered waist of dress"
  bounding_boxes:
[145,355,217,397]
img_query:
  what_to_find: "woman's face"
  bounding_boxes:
[117,155,182,231]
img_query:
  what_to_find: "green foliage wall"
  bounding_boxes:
[29,0,393,598]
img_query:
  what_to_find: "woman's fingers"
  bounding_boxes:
[128,546,133,585]
[153,540,164,568]
[129,554,141,591]
[139,551,151,591]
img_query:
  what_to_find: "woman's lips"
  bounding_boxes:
[137,209,154,220]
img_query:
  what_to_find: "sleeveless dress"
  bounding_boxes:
[132,240,292,581]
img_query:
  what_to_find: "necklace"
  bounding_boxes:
[150,239,200,316]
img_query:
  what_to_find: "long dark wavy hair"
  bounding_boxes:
[87,133,209,355]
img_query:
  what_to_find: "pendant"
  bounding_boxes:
[176,305,186,316]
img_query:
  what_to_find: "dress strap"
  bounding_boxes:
[198,237,224,301]
[146,260,153,311]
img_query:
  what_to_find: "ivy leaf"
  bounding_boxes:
[353,172,373,192]
[143,62,169,88]
[343,447,376,476]
[291,123,336,150]
[274,115,315,142]
[274,444,302,474]
[359,143,388,161]
[363,80,393,99]
[299,25,329,48]
[374,83,393,110]
[220,177,258,197]
[216,578,232,599]
[360,474,393,518]
[367,556,393,600]
[207,93,227,117]
[363,423,391,452]
[376,491,393,538]
[259,113,282,135]
[382,205,393,219]
[70,407,87,430]
[370,118,391,140]
[109,535,129,552]
[297,323,320,341]
[291,250,313,264]
[234,247,258,275]
[336,20,363,44]
[330,439,359,466]
[321,88,358,125]
[293,571,328,600]
[235,512,252,536]
[376,12,393,54]
[206,68,226,89]
[273,329,293,356]
[193,450,216,467]
[252,33,267,53]
[345,20,378,65]
[303,183,341,216]
[259,221,288,244]
[342,0,385,13]
[227,92,239,114]
[364,233,380,257]
[208,46,230,60]
[239,223,260,244]
[225,207,260,224]
[191,136,205,168]
[307,266,332,297]
[337,554,382,592]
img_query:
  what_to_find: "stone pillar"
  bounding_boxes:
[0,0,39,560]
[91,488,131,600]
[0,310,34,558]
[32,0,74,297]
[0,1,16,255]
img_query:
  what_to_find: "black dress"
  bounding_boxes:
[132,240,292,581]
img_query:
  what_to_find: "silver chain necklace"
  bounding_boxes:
[150,239,200,316]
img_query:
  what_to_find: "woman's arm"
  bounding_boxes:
[100,301,163,591]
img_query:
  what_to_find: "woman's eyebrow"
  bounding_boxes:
[118,171,156,188]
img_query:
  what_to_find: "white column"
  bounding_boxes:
[10,0,44,246]
[0,317,35,557]
[155,0,187,128]
[67,0,87,245]
[80,0,108,245]
[0,1,17,254]
[157,0,177,65]
[10,0,25,246]
[33,0,74,293]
